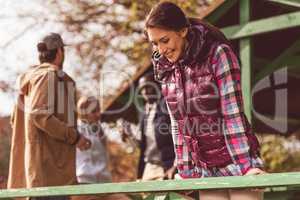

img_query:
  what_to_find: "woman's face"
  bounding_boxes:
[147,27,187,63]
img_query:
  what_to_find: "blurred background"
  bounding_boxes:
[1,0,300,189]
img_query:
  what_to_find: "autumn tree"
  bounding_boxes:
[41,0,203,97]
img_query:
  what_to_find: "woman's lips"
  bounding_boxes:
[165,50,174,58]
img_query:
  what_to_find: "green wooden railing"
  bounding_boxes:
[1,172,300,200]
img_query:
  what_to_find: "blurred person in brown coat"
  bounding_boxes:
[7,33,91,200]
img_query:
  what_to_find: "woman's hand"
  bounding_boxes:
[245,168,266,175]
[244,168,266,192]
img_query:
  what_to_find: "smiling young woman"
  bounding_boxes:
[144,2,265,200]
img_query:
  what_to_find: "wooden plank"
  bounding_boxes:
[268,0,300,8]
[285,56,300,69]
[264,191,296,200]
[254,55,300,80]
[254,39,300,83]
[205,0,238,24]
[222,11,300,39]
[1,172,300,198]
[168,192,191,200]
[240,0,252,122]
[287,56,300,78]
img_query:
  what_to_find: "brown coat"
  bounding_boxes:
[8,63,79,192]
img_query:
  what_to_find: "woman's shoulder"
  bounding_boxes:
[214,43,234,56]
[211,43,240,76]
[211,43,239,65]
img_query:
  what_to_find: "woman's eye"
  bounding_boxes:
[161,38,169,44]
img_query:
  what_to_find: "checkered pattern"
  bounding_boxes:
[168,44,263,178]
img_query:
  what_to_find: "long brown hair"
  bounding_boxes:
[145,2,229,45]
[145,2,189,31]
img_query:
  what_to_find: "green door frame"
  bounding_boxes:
[206,0,300,124]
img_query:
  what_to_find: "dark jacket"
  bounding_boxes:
[137,98,175,179]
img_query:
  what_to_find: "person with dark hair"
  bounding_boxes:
[121,72,176,181]
[8,33,91,200]
[145,2,264,200]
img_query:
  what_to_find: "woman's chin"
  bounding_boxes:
[166,55,180,63]
[167,57,175,63]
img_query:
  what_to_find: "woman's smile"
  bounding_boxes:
[165,50,174,59]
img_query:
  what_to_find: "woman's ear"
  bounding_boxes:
[180,27,188,38]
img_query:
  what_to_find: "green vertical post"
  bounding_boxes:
[239,0,252,122]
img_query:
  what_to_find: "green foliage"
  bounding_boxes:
[260,135,300,172]
[46,0,201,84]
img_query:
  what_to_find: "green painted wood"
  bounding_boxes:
[284,56,300,69]
[205,0,238,23]
[268,0,300,8]
[168,192,190,200]
[240,0,251,23]
[1,172,300,199]
[288,57,300,78]
[254,39,300,83]
[222,11,300,39]
[253,55,300,81]
[240,0,252,122]
[144,194,156,200]
[144,193,168,200]
[264,191,296,200]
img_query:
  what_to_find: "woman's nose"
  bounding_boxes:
[158,44,167,56]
